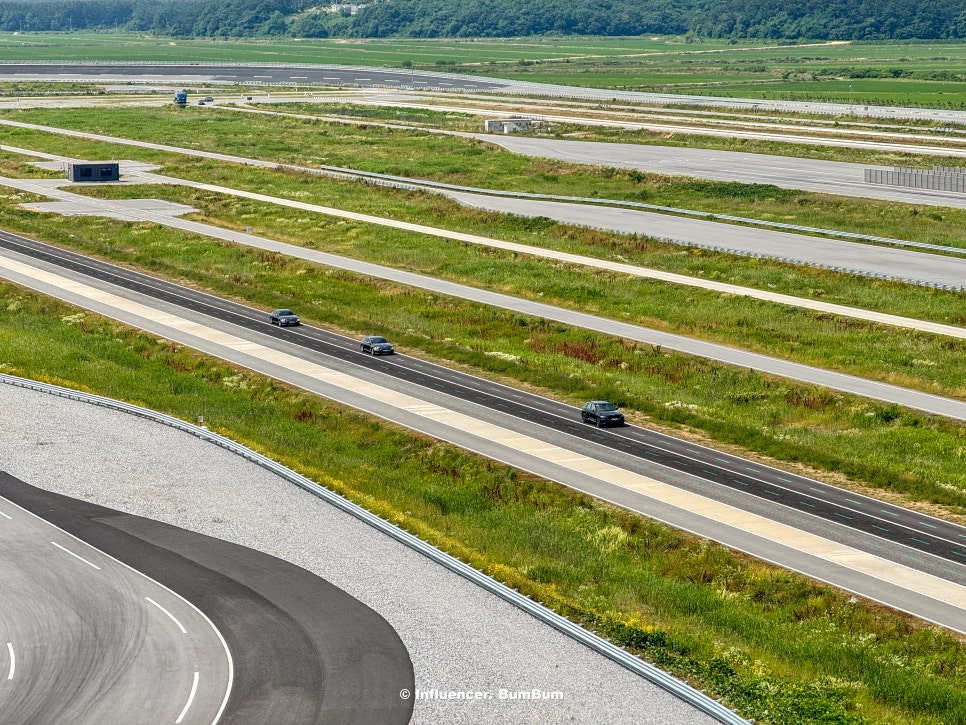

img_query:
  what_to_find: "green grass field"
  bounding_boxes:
[5,33,966,105]
[2,283,965,725]
[2,40,966,721]
[6,105,966,255]
[3,156,966,525]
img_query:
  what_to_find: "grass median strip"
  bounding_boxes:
[53,175,966,401]
[1,196,965,517]
[0,284,964,725]
[6,105,966,254]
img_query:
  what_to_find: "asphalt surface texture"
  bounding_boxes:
[0,472,414,725]
[475,134,966,210]
[444,189,966,288]
[4,202,966,422]
[0,480,228,725]
[0,383,717,725]
[1,230,963,592]
[0,63,507,92]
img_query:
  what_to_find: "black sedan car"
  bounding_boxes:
[269,309,300,327]
[360,336,395,355]
[581,401,625,427]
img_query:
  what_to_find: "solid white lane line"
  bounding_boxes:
[0,510,11,519]
[146,597,188,634]
[50,541,101,570]
[176,671,200,724]
[6,643,14,680]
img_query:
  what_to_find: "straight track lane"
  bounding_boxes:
[1,230,963,583]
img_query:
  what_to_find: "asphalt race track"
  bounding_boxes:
[0,473,414,725]
[1,230,963,593]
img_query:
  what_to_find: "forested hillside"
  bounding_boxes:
[2,0,966,40]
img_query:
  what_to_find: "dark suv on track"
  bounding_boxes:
[269,309,300,327]
[360,336,395,355]
[581,401,625,427]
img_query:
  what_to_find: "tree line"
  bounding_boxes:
[2,0,966,40]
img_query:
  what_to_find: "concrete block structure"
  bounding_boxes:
[67,162,120,183]
[483,118,534,134]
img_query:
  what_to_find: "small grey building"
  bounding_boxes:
[483,118,534,134]
[67,162,120,183]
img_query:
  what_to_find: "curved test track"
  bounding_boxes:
[0,473,414,725]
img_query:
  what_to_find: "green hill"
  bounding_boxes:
[1,0,965,40]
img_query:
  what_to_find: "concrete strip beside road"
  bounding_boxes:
[0,250,963,633]
[7,164,966,339]
[475,134,966,210]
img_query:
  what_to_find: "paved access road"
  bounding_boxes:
[0,473,414,725]
[474,135,966,210]
[444,189,966,289]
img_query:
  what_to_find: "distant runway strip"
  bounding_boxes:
[0,62,506,92]
[7,61,966,127]
[0,231,964,634]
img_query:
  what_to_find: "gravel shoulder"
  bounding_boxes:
[0,382,716,724]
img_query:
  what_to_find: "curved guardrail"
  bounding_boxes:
[0,372,748,725]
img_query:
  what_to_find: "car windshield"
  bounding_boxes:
[370,337,388,344]
[598,403,618,411]
[277,310,294,316]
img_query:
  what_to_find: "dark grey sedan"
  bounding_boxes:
[360,336,395,355]
[581,401,625,427]
[269,309,300,326]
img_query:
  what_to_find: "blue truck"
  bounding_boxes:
[173,89,187,106]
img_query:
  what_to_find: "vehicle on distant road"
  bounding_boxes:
[360,336,395,355]
[204,96,214,102]
[197,100,206,105]
[581,401,624,427]
[174,89,187,105]
[269,309,300,326]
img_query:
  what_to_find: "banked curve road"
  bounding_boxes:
[0,473,414,725]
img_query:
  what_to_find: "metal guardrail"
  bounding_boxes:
[866,167,966,192]
[0,372,748,725]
